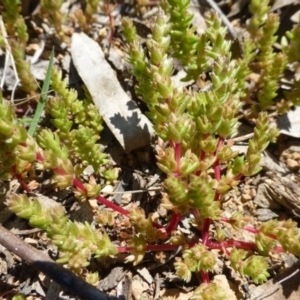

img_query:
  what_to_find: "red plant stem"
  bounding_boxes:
[202,219,211,246]
[195,151,205,176]
[267,233,278,240]
[73,176,130,216]
[196,134,209,176]
[49,167,128,216]
[116,246,134,253]
[53,167,67,175]
[214,156,221,181]
[200,150,206,161]
[273,246,285,253]
[222,222,280,241]
[36,151,131,216]
[72,177,130,216]
[36,152,44,162]
[165,211,181,233]
[50,167,129,216]
[244,225,259,234]
[234,173,243,181]
[214,137,224,182]
[193,208,201,220]
[36,148,160,225]
[72,177,86,191]
[152,222,164,229]
[96,195,129,216]
[169,140,175,148]
[207,239,257,251]
[227,240,256,249]
[200,271,210,283]
[118,243,180,253]
[162,140,182,232]
[221,219,258,233]
[216,136,224,152]
[243,225,277,240]
[104,3,115,44]
[192,208,201,230]
[214,191,220,201]
[175,143,181,177]
[14,173,30,191]
[196,152,206,176]
[146,244,181,251]
[202,137,224,245]
[195,238,285,254]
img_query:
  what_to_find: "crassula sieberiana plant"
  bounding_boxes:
[1,0,300,298]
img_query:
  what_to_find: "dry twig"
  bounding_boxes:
[0,225,119,300]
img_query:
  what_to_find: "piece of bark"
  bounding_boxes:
[98,266,125,291]
[0,225,118,300]
[71,32,154,153]
[264,173,300,217]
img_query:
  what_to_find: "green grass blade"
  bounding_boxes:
[28,49,54,136]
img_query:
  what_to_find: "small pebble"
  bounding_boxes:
[286,158,299,170]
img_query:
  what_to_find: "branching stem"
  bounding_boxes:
[175,142,181,177]
[165,211,182,233]
[118,243,180,253]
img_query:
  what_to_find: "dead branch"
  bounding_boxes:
[0,225,119,300]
